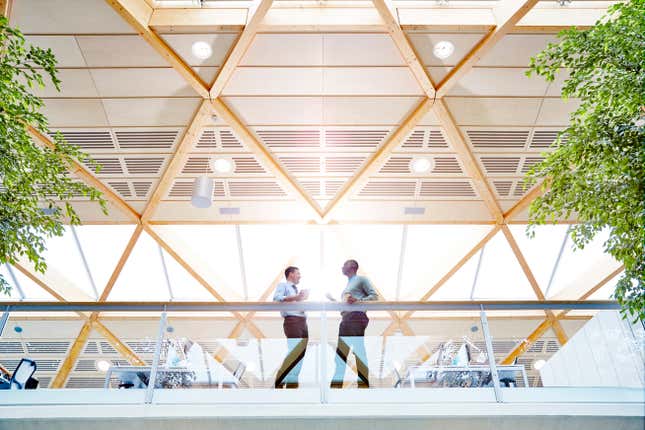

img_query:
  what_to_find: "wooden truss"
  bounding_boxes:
[3,0,621,388]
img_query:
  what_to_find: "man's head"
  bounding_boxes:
[285,266,301,285]
[342,259,359,277]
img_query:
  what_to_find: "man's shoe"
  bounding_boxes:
[329,381,344,389]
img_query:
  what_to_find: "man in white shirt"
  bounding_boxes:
[273,266,308,388]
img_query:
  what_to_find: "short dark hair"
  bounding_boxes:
[285,266,299,279]
[346,259,359,271]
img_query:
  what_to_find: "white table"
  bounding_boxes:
[104,365,240,389]
[397,364,529,388]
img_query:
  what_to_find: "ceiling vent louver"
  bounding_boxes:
[325,129,388,149]
[326,156,366,174]
[480,157,521,174]
[419,181,477,197]
[359,181,416,197]
[228,181,287,197]
[493,180,513,197]
[57,130,114,151]
[256,130,320,149]
[467,130,529,149]
[115,130,178,150]
[124,157,164,175]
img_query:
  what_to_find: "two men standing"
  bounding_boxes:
[273,260,378,389]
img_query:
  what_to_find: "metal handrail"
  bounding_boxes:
[0,300,620,312]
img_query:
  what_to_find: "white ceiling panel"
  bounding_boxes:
[427,66,450,85]
[223,68,422,96]
[222,97,323,125]
[223,96,420,125]
[323,97,421,125]
[12,0,136,34]
[444,97,542,126]
[418,107,441,126]
[406,33,486,66]
[324,68,422,95]
[447,68,549,97]
[223,68,323,95]
[42,99,108,127]
[241,34,322,66]
[535,98,581,126]
[90,68,198,97]
[33,69,99,98]
[478,34,558,67]
[323,34,405,66]
[194,67,219,85]
[161,34,239,66]
[24,36,86,67]
[77,36,168,67]
[102,98,202,126]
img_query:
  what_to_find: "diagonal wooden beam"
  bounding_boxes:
[228,256,297,339]
[433,99,504,223]
[98,224,144,302]
[501,265,624,365]
[322,97,434,219]
[144,225,265,338]
[50,320,93,388]
[141,100,212,222]
[92,320,146,366]
[209,0,274,98]
[501,224,568,344]
[210,98,324,219]
[28,126,141,223]
[435,0,540,98]
[503,179,547,222]
[571,266,624,302]
[1,0,12,19]
[104,0,209,98]
[371,0,435,98]
[395,224,501,325]
[15,261,147,383]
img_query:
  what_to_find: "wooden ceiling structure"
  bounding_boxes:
[2,0,625,388]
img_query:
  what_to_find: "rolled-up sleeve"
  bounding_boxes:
[273,283,287,302]
[361,278,379,301]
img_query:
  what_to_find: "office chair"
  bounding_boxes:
[0,358,38,390]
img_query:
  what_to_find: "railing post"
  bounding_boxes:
[0,306,10,337]
[146,306,167,404]
[320,302,328,404]
[480,305,503,402]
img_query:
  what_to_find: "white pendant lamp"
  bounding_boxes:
[191,176,213,208]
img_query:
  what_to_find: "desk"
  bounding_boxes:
[104,366,240,389]
[397,365,528,388]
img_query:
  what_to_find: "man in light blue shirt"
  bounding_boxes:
[273,266,308,388]
[329,259,378,388]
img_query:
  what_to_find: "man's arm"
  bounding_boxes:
[273,283,303,302]
[360,277,379,301]
[273,283,287,302]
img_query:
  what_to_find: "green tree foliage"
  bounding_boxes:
[525,0,644,320]
[0,17,106,295]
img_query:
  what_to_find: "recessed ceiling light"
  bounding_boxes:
[191,41,212,60]
[409,157,434,174]
[96,360,111,372]
[433,41,455,60]
[533,359,546,370]
[211,158,236,174]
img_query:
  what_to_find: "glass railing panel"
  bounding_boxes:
[483,308,645,390]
